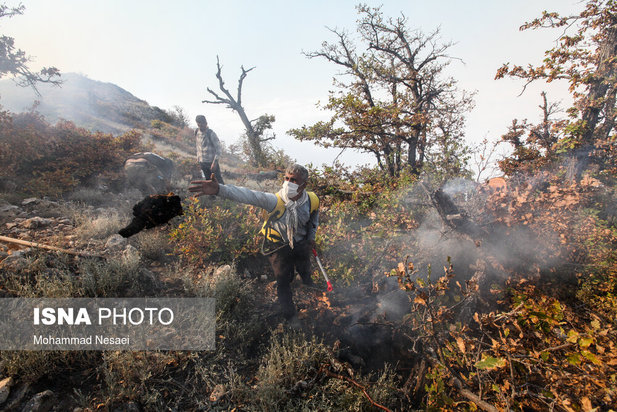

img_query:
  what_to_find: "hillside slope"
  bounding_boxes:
[0,73,173,134]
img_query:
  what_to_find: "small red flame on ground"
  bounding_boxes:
[317,292,332,310]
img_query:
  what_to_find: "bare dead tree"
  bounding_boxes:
[202,56,275,167]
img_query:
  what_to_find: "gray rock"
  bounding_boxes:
[4,382,28,410]
[214,265,233,278]
[21,198,39,206]
[21,217,53,229]
[0,250,31,271]
[21,389,55,412]
[105,234,128,250]
[122,244,141,262]
[0,376,13,404]
[0,205,19,218]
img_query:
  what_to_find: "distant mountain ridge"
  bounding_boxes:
[0,73,173,134]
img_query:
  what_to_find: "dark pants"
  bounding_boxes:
[267,240,312,318]
[200,162,224,184]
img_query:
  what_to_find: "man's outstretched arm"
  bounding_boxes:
[189,175,278,212]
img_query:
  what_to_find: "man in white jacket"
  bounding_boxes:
[189,164,319,319]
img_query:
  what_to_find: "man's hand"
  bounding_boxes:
[189,174,220,197]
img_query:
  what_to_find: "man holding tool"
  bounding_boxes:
[189,163,320,319]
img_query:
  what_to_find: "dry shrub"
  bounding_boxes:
[0,350,97,384]
[251,331,400,411]
[201,266,265,358]
[1,251,84,297]
[73,209,125,241]
[170,198,262,266]
[78,254,141,297]
[0,111,145,198]
[66,188,111,206]
[134,228,172,262]
[100,351,181,409]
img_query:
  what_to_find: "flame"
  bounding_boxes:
[317,292,332,310]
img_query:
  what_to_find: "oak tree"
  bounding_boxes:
[289,5,473,177]
[496,0,617,177]
[0,3,60,94]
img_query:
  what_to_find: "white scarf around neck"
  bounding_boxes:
[277,189,308,249]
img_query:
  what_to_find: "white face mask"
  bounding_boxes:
[283,181,301,198]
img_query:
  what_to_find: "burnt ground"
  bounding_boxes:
[0,194,415,410]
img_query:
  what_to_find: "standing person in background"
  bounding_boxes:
[195,115,224,184]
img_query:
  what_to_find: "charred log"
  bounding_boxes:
[119,193,183,238]
[431,188,488,241]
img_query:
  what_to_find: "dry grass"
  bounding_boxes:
[134,228,173,261]
[79,254,141,297]
[66,187,111,207]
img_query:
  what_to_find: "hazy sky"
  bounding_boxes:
[3,0,582,170]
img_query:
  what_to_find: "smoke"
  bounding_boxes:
[0,73,154,135]
[314,172,576,364]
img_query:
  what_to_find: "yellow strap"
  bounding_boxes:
[260,192,319,236]
[307,191,319,214]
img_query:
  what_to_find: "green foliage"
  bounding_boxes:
[290,5,473,177]
[389,252,617,410]
[309,165,421,283]
[576,216,617,318]
[0,111,145,197]
[150,119,165,129]
[170,197,262,266]
[0,3,61,92]
[496,0,617,165]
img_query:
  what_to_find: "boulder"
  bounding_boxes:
[21,217,53,229]
[0,250,31,272]
[21,198,39,206]
[214,265,233,278]
[0,205,19,219]
[0,376,13,404]
[3,383,28,411]
[21,390,55,412]
[105,234,128,250]
[122,244,142,263]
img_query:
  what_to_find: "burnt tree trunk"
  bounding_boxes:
[580,25,617,146]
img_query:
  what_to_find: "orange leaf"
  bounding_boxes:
[581,397,593,412]
[456,336,466,353]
